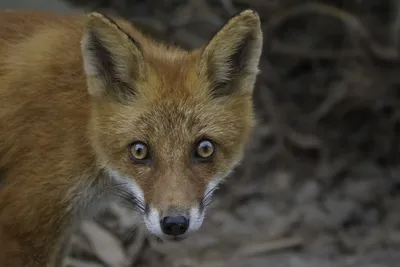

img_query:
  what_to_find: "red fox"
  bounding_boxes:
[0,8,263,267]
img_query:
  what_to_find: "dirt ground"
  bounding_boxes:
[3,0,400,266]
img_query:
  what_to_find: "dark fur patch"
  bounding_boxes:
[0,168,6,189]
[199,199,205,213]
[87,30,136,102]
[208,33,255,98]
[231,33,255,75]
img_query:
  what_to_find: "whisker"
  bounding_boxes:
[202,184,219,208]
[96,166,147,213]
[104,184,146,210]
[115,193,146,211]
[112,196,146,214]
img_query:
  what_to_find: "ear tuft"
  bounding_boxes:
[200,9,263,97]
[81,12,144,102]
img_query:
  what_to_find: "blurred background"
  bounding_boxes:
[2,0,400,266]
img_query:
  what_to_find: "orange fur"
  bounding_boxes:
[0,9,263,267]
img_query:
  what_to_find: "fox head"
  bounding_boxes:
[81,10,263,240]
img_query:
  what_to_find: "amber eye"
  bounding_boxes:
[128,141,149,162]
[194,139,215,160]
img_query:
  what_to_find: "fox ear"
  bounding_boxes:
[200,10,263,97]
[81,12,144,102]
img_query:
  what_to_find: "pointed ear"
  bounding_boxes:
[81,12,144,102]
[200,10,263,97]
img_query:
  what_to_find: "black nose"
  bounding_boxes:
[160,216,189,236]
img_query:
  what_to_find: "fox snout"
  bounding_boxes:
[161,216,189,236]
[159,206,191,237]
[106,168,207,240]
[144,203,205,240]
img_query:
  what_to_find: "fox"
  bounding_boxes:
[0,7,263,267]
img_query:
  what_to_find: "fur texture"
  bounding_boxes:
[0,8,263,267]
[59,200,144,267]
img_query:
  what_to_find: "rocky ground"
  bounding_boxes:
[2,0,399,266]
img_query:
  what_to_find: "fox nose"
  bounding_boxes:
[160,216,189,236]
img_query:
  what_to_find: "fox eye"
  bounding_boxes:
[194,139,215,160]
[128,141,150,162]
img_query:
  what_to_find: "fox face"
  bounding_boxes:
[81,11,263,240]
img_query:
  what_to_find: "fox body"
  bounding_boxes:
[0,8,263,267]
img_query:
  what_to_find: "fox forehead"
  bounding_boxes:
[94,80,254,153]
[136,51,208,105]
[93,51,255,149]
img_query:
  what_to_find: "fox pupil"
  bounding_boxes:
[201,145,210,154]
[134,145,144,156]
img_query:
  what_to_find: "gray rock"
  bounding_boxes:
[236,201,277,226]
[344,179,385,204]
[300,203,337,230]
[323,198,360,226]
[296,181,321,203]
